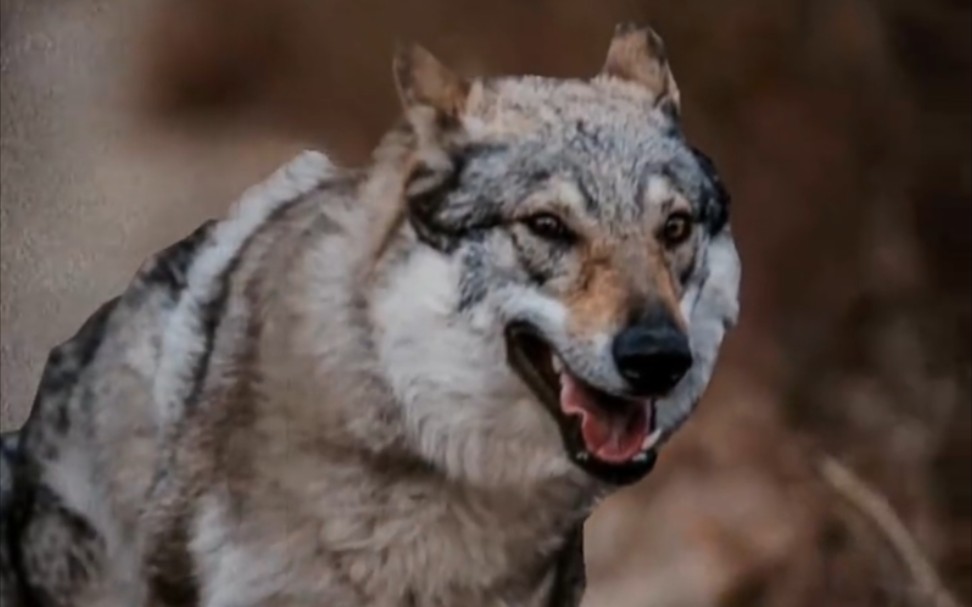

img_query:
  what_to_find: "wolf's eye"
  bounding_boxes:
[523,213,573,242]
[661,212,694,247]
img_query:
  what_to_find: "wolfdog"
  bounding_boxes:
[0,23,740,607]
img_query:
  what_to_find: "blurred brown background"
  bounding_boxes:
[1,0,969,605]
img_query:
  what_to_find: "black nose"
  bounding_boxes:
[612,322,692,396]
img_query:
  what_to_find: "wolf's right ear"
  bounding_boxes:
[394,43,471,252]
[393,43,470,144]
[601,23,681,120]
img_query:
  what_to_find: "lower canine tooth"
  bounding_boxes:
[633,453,648,463]
[575,451,589,461]
[642,429,662,451]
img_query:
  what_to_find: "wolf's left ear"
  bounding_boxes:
[601,23,681,120]
[394,43,470,143]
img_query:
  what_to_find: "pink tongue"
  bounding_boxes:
[560,373,649,464]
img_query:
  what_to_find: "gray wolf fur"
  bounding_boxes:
[0,23,741,606]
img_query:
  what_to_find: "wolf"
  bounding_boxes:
[0,23,741,607]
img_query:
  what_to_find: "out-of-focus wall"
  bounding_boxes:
[1,0,968,605]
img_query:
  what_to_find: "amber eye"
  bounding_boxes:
[524,213,573,242]
[661,212,694,247]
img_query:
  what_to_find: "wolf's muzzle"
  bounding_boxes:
[612,314,692,397]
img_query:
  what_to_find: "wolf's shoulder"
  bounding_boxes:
[20,151,338,443]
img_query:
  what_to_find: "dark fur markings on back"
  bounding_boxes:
[139,220,218,295]
[143,190,342,606]
[2,464,104,607]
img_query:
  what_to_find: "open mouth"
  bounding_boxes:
[505,323,661,486]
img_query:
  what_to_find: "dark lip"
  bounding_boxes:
[504,322,657,486]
